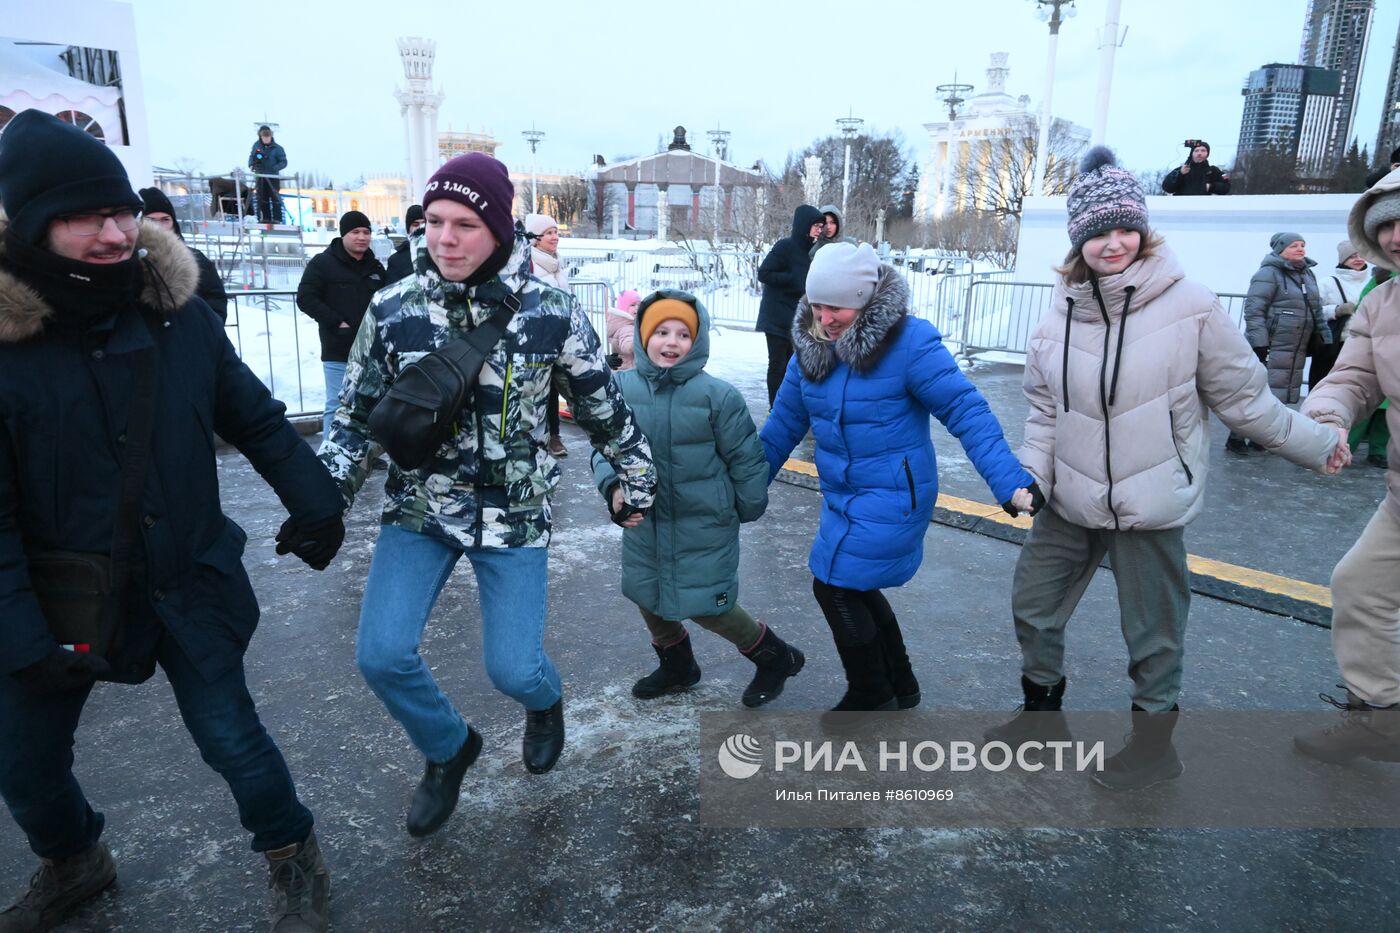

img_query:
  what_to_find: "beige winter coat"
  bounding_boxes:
[1021,247,1337,530]
[1303,168,1400,519]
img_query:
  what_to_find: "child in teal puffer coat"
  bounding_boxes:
[592,290,805,707]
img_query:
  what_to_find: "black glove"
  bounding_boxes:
[275,514,346,570]
[605,484,646,527]
[11,647,111,694]
[605,353,624,371]
[1002,482,1046,518]
[1253,346,1268,364]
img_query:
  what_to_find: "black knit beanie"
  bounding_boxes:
[0,109,142,245]
[339,210,371,236]
[404,204,424,230]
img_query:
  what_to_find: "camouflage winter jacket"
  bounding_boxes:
[320,234,655,548]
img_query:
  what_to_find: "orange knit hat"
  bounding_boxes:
[638,298,699,347]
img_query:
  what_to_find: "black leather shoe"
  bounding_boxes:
[522,699,565,774]
[406,727,482,838]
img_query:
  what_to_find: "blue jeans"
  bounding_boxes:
[322,360,347,436]
[356,524,560,763]
[0,636,313,859]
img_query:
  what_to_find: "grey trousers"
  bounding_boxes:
[1011,505,1191,712]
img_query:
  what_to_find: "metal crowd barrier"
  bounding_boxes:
[958,281,1251,362]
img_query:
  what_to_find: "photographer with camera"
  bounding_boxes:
[1162,139,1230,196]
[248,125,287,223]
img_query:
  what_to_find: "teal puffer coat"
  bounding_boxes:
[593,291,769,621]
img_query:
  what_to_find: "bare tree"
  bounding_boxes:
[539,175,589,227]
[959,117,1084,219]
[778,129,913,241]
[1231,138,1300,194]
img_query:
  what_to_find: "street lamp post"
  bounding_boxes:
[522,124,545,213]
[935,75,973,218]
[836,111,864,218]
[1029,0,1076,197]
[707,126,731,243]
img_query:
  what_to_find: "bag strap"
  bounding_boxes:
[106,311,162,614]
[1331,276,1347,304]
[433,293,521,371]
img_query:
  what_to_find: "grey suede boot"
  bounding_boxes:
[1294,688,1400,764]
[266,831,330,933]
[0,842,116,933]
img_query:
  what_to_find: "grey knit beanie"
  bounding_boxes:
[1065,146,1149,253]
[1336,240,1360,265]
[1362,190,1400,241]
[1271,232,1304,254]
[806,242,881,309]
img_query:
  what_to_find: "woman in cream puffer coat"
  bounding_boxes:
[986,147,1341,792]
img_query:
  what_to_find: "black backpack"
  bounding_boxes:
[368,295,519,470]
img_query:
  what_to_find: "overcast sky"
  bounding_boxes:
[127,0,1400,185]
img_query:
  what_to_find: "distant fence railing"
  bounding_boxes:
[558,245,989,333]
[958,281,1250,360]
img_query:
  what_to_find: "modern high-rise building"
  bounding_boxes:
[1298,0,1374,171]
[1237,63,1343,178]
[1375,21,1400,164]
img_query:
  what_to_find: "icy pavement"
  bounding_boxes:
[0,427,1395,931]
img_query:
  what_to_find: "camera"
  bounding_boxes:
[1183,139,1205,150]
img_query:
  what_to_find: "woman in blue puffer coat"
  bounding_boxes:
[762,243,1038,712]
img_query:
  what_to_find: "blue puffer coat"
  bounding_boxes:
[594,291,768,620]
[761,266,1032,590]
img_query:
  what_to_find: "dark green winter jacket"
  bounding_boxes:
[593,291,768,621]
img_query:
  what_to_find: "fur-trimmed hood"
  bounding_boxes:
[791,264,910,382]
[0,213,199,343]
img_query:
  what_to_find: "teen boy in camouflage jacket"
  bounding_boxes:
[319,154,654,839]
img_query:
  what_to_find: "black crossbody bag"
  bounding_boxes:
[27,318,160,660]
[368,295,520,471]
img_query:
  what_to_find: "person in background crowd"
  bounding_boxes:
[756,204,824,408]
[1228,233,1330,454]
[320,153,655,839]
[248,125,287,224]
[985,147,1341,791]
[526,213,571,457]
[295,210,385,436]
[0,109,343,933]
[1312,240,1369,387]
[138,186,229,322]
[605,288,642,371]
[385,204,424,285]
[1294,171,1400,763]
[809,203,855,258]
[595,291,805,706]
[1161,140,1230,196]
[762,243,1036,716]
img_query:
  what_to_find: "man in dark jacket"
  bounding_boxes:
[248,125,288,224]
[1364,147,1400,188]
[138,186,229,321]
[384,203,424,285]
[1161,141,1230,196]
[0,110,343,932]
[296,211,386,434]
[756,203,824,406]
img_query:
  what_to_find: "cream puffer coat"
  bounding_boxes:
[1303,167,1400,520]
[530,246,571,292]
[1021,246,1337,530]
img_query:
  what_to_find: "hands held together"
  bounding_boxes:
[1002,482,1046,518]
[609,486,646,529]
[275,513,346,570]
[1324,425,1352,475]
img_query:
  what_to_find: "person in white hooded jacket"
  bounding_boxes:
[1311,240,1370,386]
[526,213,571,456]
[985,148,1343,791]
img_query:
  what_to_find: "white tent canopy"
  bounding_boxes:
[0,40,122,143]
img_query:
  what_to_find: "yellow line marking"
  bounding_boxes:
[778,459,1330,609]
